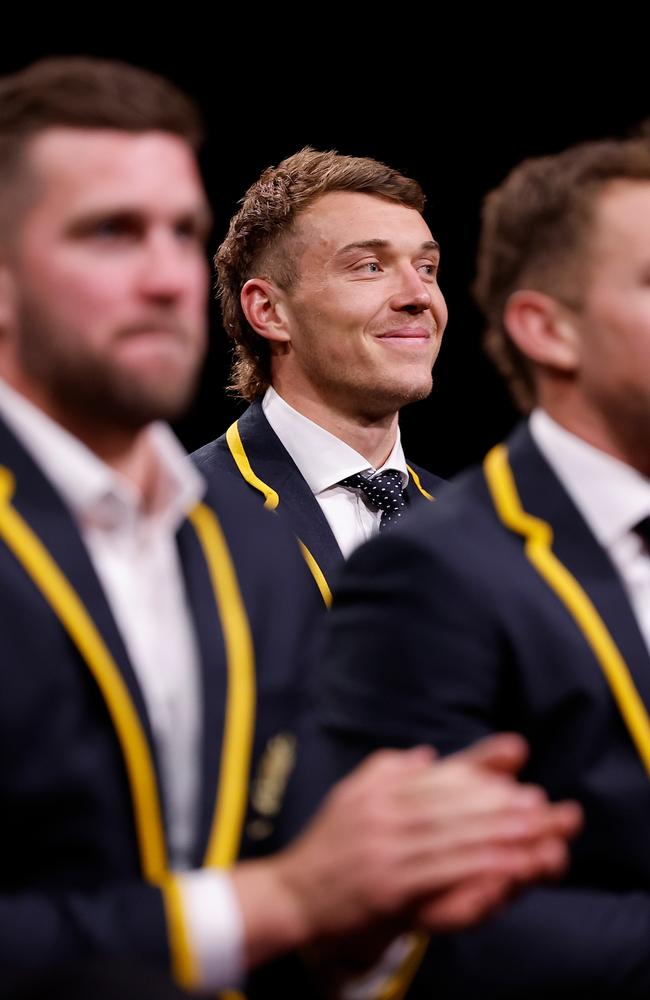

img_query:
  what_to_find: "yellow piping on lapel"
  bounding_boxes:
[299,541,332,607]
[190,502,257,868]
[226,419,331,606]
[165,502,257,992]
[160,875,197,987]
[0,467,168,883]
[484,443,650,780]
[406,464,434,501]
[226,421,279,510]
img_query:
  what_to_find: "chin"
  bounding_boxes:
[392,374,434,406]
[351,380,432,420]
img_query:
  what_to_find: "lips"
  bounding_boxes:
[376,326,432,341]
[118,318,190,340]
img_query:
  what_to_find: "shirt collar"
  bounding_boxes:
[262,386,408,495]
[529,409,650,548]
[0,377,205,535]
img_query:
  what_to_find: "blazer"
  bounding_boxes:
[192,400,445,603]
[0,413,321,994]
[317,421,650,999]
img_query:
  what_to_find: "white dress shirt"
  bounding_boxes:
[0,379,243,990]
[262,386,409,557]
[530,409,650,652]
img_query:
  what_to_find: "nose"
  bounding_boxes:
[389,265,433,315]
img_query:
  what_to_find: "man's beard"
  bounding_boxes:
[15,302,206,434]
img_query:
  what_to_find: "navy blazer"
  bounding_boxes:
[192,400,445,599]
[0,414,322,990]
[318,421,650,999]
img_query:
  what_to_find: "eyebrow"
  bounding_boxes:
[335,238,440,257]
[67,201,214,237]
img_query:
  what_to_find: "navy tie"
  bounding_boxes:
[340,470,407,531]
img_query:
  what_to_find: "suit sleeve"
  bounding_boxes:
[0,882,169,970]
[317,531,650,999]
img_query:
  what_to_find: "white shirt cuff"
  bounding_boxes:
[177,869,245,991]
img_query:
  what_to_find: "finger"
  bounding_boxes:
[381,800,575,868]
[451,732,530,775]
[354,745,438,782]
[545,800,583,838]
[416,874,512,931]
[399,766,546,820]
[396,839,558,898]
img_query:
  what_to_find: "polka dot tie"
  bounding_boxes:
[339,470,408,531]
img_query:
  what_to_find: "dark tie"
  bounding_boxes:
[634,516,650,549]
[339,470,407,531]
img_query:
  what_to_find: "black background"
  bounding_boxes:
[3,31,648,477]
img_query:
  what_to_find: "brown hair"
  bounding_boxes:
[216,147,426,401]
[474,138,650,411]
[0,57,203,234]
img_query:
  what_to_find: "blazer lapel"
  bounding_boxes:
[508,423,650,711]
[0,417,163,798]
[236,403,344,586]
[175,518,228,865]
[405,473,437,511]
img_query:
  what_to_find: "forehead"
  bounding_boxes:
[295,190,435,254]
[24,126,207,220]
[591,179,650,257]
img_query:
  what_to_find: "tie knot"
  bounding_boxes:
[339,470,407,531]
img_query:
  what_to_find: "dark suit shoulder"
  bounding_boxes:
[404,457,446,497]
[399,460,499,549]
[191,431,235,480]
[199,467,305,571]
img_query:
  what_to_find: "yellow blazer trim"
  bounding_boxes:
[376,932,429,1000]
[226,419,331,605]
[165,502,257,992]
[0,466,168,883]
[299,541,332,607]
[226,421,279,510]
[406,463,434,501]
[190,502,257,868]
[484,443,650,780]
[161,875,199,988]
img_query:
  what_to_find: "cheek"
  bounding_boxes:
[29,260,128,317]
[300,283,378,329]
[189,266,210,313]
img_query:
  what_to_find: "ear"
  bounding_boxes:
[504,289,579,372]
[240,278,291,343]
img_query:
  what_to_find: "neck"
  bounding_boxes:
[540,387,650,478]
[2,372,160,500]
[83,425,160,501]
[271,384,399,468]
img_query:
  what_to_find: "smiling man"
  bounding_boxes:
[193,149,446,601]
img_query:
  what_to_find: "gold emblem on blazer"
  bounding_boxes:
[247,731,296,840]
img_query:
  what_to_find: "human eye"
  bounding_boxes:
[417,259,439,280]
[174,216,207,245]
[353,259,383,274]
[79,213,142,244]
